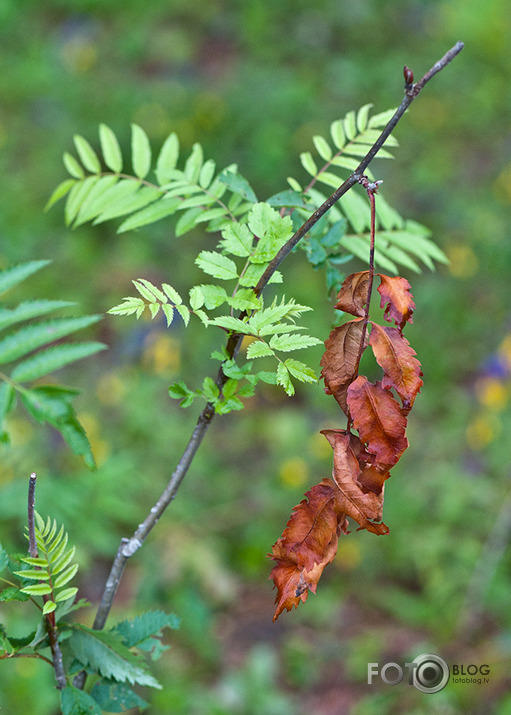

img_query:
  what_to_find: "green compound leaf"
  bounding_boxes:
[283,358,318,383]
[131,124,152,179]
[195,251,238,281]
[99,123,123,173]
[219,223,253,257]
[246,340,274,359]
[90,680,148,713]
[117,197,181,233]
[276,362,294,396]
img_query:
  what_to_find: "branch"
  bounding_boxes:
[83,41,464,670]
[254,41,464,295]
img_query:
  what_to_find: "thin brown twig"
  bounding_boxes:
[78,41,464,689]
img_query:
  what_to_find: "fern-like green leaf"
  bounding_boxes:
[0,300,76,332]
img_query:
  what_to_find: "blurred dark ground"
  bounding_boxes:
[1,1,511,713]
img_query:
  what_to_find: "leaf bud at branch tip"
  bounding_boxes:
[403,65,414,86]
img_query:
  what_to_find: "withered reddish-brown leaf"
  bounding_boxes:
[269,478,347,621]
[321,429,389,534]
[369,323,423,410]
[334,271,371,317]
[320,318,365,415]
[347,375,408,468]
[377,274,415,330]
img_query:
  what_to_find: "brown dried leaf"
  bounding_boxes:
[334,271,371,317]
[347,375,408,468]
[269,478,348,621]
[321,429,389,534]
[369,322,423,410]
[377,274,415,330]
[320,318,365,415]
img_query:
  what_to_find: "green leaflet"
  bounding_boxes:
[131,124,152,179]
[195,251,238,281]
[99,123,123,173]
[0,260,51,296]
[155,132,179,185]
[73,134,101,174]
[10,342,106,382]
[67,626,161,688]
[60,686,104,715]
[0,300,76,332]
[0,315,101,365]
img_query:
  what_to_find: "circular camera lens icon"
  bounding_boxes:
[411,654,449,693]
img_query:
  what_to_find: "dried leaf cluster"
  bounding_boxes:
[269,266,423,620]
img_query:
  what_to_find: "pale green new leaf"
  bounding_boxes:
[89,179,142,223]
[227,289,261,311]
[107,298,145,318]
[42,601,57,615]
[55,587,78,602]
[161,304,174,326]
[155,132,179,185]
[131,124,151,179]
[73,175,119,226]
[284,358,318,383]
[195,251,238,281]
[196,284,228,310]
[175,305,190,326]
[11,342,106,382]
[368,108,397,128]
[189,286,205,310]
[0,260,51,297]
[268,334,322,352]
[343,110,357,141]
[133,279,167,303]
[161,283,182,304]
[13,568,50,580]
[208,316,254,334]
[20,583,52,596]
[73,135,101,173]
[219,223,253,257]
[53,563,79,589]
[99,123,123,173]
[246,340,274,359]
[276,363,294,396]
[0,315,101,365]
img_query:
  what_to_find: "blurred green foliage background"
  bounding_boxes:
[1,1,511,713]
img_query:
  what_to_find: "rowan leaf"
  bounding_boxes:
[377,274,415,330]
[347,376,408,468]
[99,124,123,173]
[131,124,151,179]
[320,318,365,416]
[334,271,371,317]
[320,430,388,535]
[269,478,348,621]
[195,251,238,281]
[369,323,423,410]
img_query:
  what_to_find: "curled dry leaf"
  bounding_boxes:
[321,429,388,534]
[334,271,371,317]
[269,478,348,621]
[320,318,365,415]
[377,274,415,330]
[369,322,423,410]
[347,375,408,468]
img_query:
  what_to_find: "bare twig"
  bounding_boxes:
[26,473,67,690]
[81,42,464,685]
